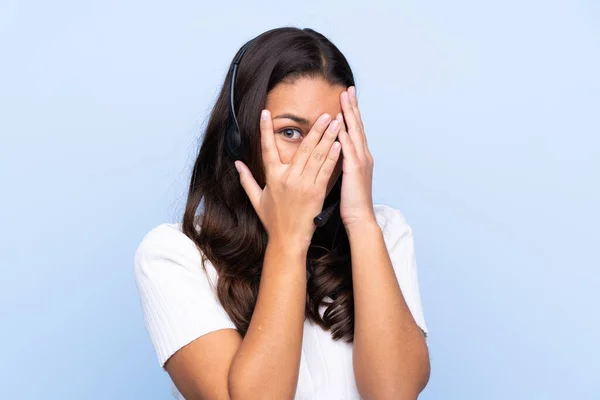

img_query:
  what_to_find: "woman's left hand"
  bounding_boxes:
[336,86,376,230]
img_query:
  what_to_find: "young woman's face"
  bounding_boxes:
[265,77,346,196]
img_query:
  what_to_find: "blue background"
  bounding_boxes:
[1,0,598,398]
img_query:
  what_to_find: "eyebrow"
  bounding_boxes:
[272,113,310,126]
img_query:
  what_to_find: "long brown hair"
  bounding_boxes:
[182,27,356,343]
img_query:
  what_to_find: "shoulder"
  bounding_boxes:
[133,218,218,287]
[135,221,193,261]
[373,203,412,242]
[133,219,237,367]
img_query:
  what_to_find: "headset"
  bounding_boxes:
[225,38,341,230]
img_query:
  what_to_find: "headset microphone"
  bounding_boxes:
[314,201,338,227]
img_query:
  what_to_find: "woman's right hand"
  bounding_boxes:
[234,109,342,251]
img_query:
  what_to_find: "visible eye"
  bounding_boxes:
[278,128,303,141]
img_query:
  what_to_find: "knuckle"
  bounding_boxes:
[307,185,320,197]
[346,163,359,173]
[312,150,324,162]
[299,143,312,155]
[304,179,316,191]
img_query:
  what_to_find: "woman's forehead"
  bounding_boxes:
[266,77,345,125]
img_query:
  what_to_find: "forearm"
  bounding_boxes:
[228,238,307,400]
[349,222,430,399]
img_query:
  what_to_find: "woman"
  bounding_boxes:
[134,27,430,400]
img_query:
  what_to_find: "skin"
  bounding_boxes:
[265,77,345,196]
[164,77,430,399]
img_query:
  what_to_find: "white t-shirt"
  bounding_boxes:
[134,203,428,400]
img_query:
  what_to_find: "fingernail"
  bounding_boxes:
[234,161,241,172]
[321,113,331,123]
[342,92,349,102]
[261,110,269,120]
[349,86,356,97]
[330,120,340,132]
[333,142,341,151]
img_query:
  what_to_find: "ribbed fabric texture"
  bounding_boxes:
[134,203,428,399]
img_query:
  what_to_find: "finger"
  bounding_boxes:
[348,86,364,131]
[348,86,368,149]
[303,118,341,180]
[341,91,366,157]
[288,113,332,176]
[260,109,281,171]
[235,160,262,210]
[336,112,346,132]
[337,115,358,164]
[338,111,373,165]
[336,112,355,157]
[316,141,341,187]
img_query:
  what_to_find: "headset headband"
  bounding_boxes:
[225,39,255,160]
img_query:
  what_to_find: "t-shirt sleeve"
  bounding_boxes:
[377,205,429,337]
[133,223,237,368]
